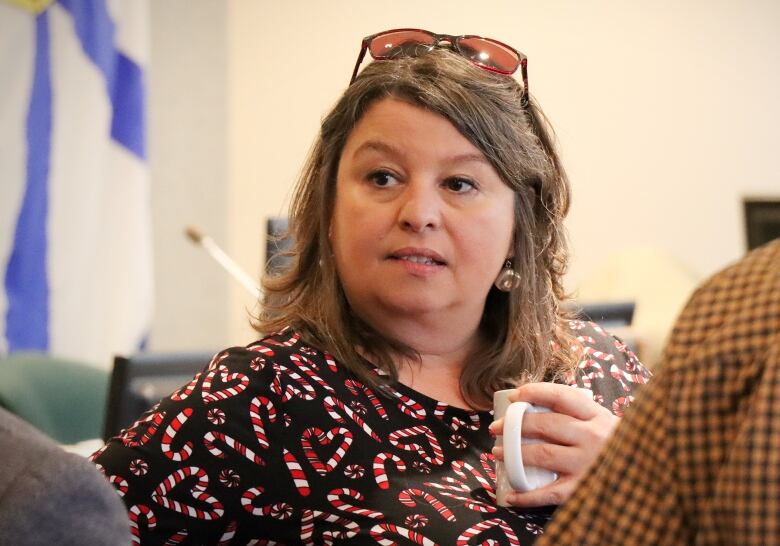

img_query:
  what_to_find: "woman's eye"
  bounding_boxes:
[368,170,398,187]
[445,177,477,193]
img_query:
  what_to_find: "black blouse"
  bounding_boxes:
[92,321,651,545]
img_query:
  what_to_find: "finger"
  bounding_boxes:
[505,477,578,508]
[521,442,582,475]
[488,417,504,435]
[520,411,584,445]
[491,445,504,461]
[510,382,600,420]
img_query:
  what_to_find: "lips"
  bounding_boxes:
[388,247,446,266]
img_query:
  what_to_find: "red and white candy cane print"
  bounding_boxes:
[241,486,294,519]
[577,359,604,391]
[612,395,634,417]
[428,484,495,514]
[249,395,277,449]
[283,447,311,497]
[323,395,381,441]
[249,356,266,372]
[272,363,317,402]
[583,346,615,362]
[249,343,275,357]
[323,352,338,373]
[89,443,109,462]
[327,488,384,519]
[207,407,227,425]
[433,403,480,432]
[93,463,129,496]
[451,460,494,495]
[388,426,445,466]
[160,408,194,461]
[610,362,649,393]
[129,504,156,545]
[162,530,188,546]
[576,335,596,345]
[344,464,365,479]
[151,466,224,520]
[107,472,129,497]
[590,321,608,337]
[264,330,301,347]
[624,356,646,374]
[344,379,389,420]
[300,509,359,546]
[122,410,165,448]
[425,461,497,513]
[171,372,201,401]
[369,523,438,546]
[129,458,149,476]
[206,351,230,371]
[613,338,629,353]
[479,452,496,483]
[301,426,353,475]
[202,365,250,404]
[450,415,480,433]
[289,353,335,393]
[289,352,319,371]
[390,390,427,420]
[456,517,520,546]
[405,514,429,529]
[217,520,237,546]
[373,452,407,490]
[203,430,266,466]
[568,320,587,331]
[398,488,456,522]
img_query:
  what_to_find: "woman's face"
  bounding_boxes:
[331,97,515,337]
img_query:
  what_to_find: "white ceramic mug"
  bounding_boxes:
[493,388,558,506]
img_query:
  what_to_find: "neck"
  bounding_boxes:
[396,348,476,410]
[359,299,484,356]
[385,314,482,410]
[353,301,485,410]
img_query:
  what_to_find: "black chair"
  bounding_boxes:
[103,352,213,441]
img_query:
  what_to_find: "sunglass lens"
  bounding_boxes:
[369,30,436,60]
[457,37,520,74]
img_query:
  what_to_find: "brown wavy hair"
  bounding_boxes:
[256,48,578,409]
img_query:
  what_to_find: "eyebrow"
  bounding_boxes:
[351,140,491,166]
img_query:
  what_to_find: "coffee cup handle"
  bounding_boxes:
[503,402,558,492]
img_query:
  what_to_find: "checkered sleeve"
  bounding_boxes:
[538,368,688,545]
[542,240,780,545]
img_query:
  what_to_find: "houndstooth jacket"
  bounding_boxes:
[539,239,780,545]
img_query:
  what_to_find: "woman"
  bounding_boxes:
[94,29,651,544]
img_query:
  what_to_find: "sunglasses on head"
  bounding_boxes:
[350,28,529,104]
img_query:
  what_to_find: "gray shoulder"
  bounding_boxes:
[0,409,131,546]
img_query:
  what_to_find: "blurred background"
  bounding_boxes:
[2,0,779,381]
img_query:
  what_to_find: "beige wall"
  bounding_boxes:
[148,0,780,358]
[148,1,229,352]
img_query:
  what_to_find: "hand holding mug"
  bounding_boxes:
[490,382,619,507]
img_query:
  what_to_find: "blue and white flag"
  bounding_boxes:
[0,0,152,368]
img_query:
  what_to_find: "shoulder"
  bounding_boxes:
[0,409,130,544]
[218,328,333,371]
[664,240,780,370]
[188,329,332,386]
[565,320,652,416]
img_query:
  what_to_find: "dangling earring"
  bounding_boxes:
[494,259,521,292]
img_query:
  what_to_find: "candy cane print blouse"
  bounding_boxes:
[92,322,650,545]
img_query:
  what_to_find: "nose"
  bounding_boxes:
[397,182,442,233]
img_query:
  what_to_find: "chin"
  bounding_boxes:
[380,295,448,316]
